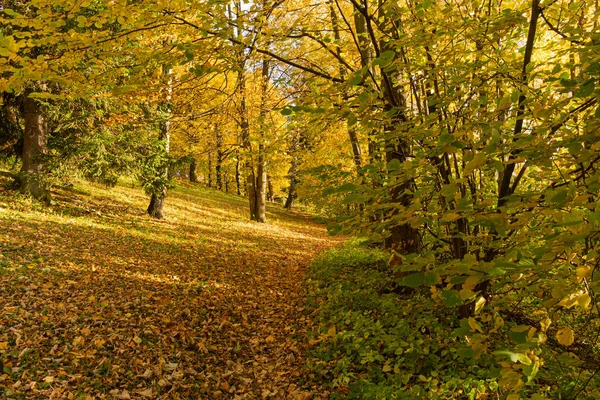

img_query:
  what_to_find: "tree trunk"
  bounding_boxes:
[19,88,49,202]
[376,4,422,254]
[253,58,270,223]
[147,65,171,219]
[256,149,267,222]
[189,156,198,183]
[235,150,241,195]
[147,119,170,219]
[328,1,364,172]
[234,0,259,221]
[284,134,299,210]
[207,150,213,188]
[267,175,274,202]
[215,124,223,191]
[239,73,257,218]
[284,158,297,210]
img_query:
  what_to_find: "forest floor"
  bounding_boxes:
[0,174,344,399]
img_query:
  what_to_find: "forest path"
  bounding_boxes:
[0,178,343,399]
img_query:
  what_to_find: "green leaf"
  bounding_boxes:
[576,81,595,97]
[372,50,395,67]
[347,113,358,126]
[423,271,440,285]
[509,330,529,344]
[441,290,462,307]
[387,158,401,171]
[338,182,357,192]
[438,133,454,145]
[396,269,438,287]
[349,75,362,86]
[550,189,568,206]
[2,9,20,17]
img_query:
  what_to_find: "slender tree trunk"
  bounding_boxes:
[147,118,170,219]
[329,0,363,172]
[234,0,259,221]
[235,150,241,195]
[239,73,257,219]
[284,158,297,210]
[254,58,270,223]
[189,156,198,183]
[256,148,267,221]
[147,65,172,219]
[19,88,49,202]
[267,175,274,202]
[285,133,299,210]
[207,150,213,188]
[215,124,223,191]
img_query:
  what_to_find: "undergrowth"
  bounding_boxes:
[306,241,599,399]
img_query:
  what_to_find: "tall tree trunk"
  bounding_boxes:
[239,70,257,219]
[234,0,259,220]
[147,65,172,219]
[208,150,213,188]
[19,88,49,202]
[147,118,170,219]
[267,175,274,202]
[215,124,223,191]
[285,133,299,210]
[235,150,241,195]
[284,157,297,210]
[329,0,363,172]
[256,147,267,221]
[189,156,198,183]
[254,58,270,223]
[375,2,422,254]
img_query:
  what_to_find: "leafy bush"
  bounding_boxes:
[307,241,600,399]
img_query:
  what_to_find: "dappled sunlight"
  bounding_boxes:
[0,176,343,399]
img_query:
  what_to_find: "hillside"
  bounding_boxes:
[0,176,343,399]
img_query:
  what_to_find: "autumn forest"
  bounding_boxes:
[1,0,599,398]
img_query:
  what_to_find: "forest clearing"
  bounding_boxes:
[1,0,600,398]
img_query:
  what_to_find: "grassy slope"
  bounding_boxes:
[0,175,344,399]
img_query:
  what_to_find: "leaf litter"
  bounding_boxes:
[0,179,344,399]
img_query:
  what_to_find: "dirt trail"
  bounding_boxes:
[0,181,343,399]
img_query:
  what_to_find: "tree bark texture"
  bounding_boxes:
[284,157,297,210]
[328,0,363,172]
[215,124,223,191]
[147,65,172,219]
[147,119,170,219]
[235,150,241,195]
[373,2,422,254]
[189,156,198,183]
[254,58,270,223]
[285,133,299,210]
[207,150,213,188]
[267,175,274,202]
[19,89,49,201]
